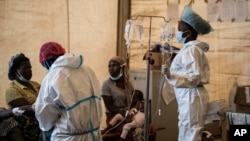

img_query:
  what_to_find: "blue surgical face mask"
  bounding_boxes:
[17,72,29,82]
[176,31,188,44]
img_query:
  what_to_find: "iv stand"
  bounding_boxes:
[131,15,170,141]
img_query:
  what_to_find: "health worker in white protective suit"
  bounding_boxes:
[162,5,213,141]
[35,42,103,141]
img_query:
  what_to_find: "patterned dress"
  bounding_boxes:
[0,117,19,136]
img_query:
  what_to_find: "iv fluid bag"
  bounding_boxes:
[124,20,135,58]
[160,22,175,42]
[160,22,168,42]
[135,24,144,46]
[124,20,134,45]
[124,20,130,41]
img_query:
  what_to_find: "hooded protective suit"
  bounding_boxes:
[167,40,209,141]
[35,54,103,141]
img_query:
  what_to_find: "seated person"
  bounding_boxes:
[5,53,41,141]
[0,105,33,141]
[102,56,156,141]
[102,56,134,140]
[103,90,145,141]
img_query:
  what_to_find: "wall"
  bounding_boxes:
[0,0,118,129]
[0,0,118,108]
[129,0,250,104]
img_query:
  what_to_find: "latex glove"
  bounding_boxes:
[161,64,170,78]
[12,107,25,116]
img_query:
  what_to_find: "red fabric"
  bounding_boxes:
[39,42,66,63]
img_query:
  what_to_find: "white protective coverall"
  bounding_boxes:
[35,54,103,141]
[166,40,209,141]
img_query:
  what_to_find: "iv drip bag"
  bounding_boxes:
[160,22,168,42]
[135,22,144,46]
[124,20,135,46]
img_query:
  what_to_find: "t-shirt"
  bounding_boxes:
[102,79,133,113]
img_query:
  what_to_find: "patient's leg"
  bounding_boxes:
[109,113,124,126]
[120,121,137,139]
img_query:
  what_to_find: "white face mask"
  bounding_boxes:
[110,68,124,81]
[110,72,123,81]
[175,31,188,44]
[17,72,29,82]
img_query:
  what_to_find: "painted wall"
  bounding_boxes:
[0,0,118,129]
[0,0,118,107]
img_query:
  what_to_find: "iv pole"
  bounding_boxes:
[131,15,170,141]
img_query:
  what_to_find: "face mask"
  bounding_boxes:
[110,72,123,81]
[176,31,188,44]
[110,69,123,81]
[17,72,29,82]
[42,61,50,71]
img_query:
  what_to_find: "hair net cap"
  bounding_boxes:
[181,5,213,35]
[39,42,66,63]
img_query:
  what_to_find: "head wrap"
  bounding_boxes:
[8,53,28,80]
[39,42,66,63]
[109,56,126,66]
[181,5,213,35]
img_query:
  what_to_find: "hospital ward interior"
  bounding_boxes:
[0,0,250,141]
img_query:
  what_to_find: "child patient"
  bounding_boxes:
[103,90,145,140]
